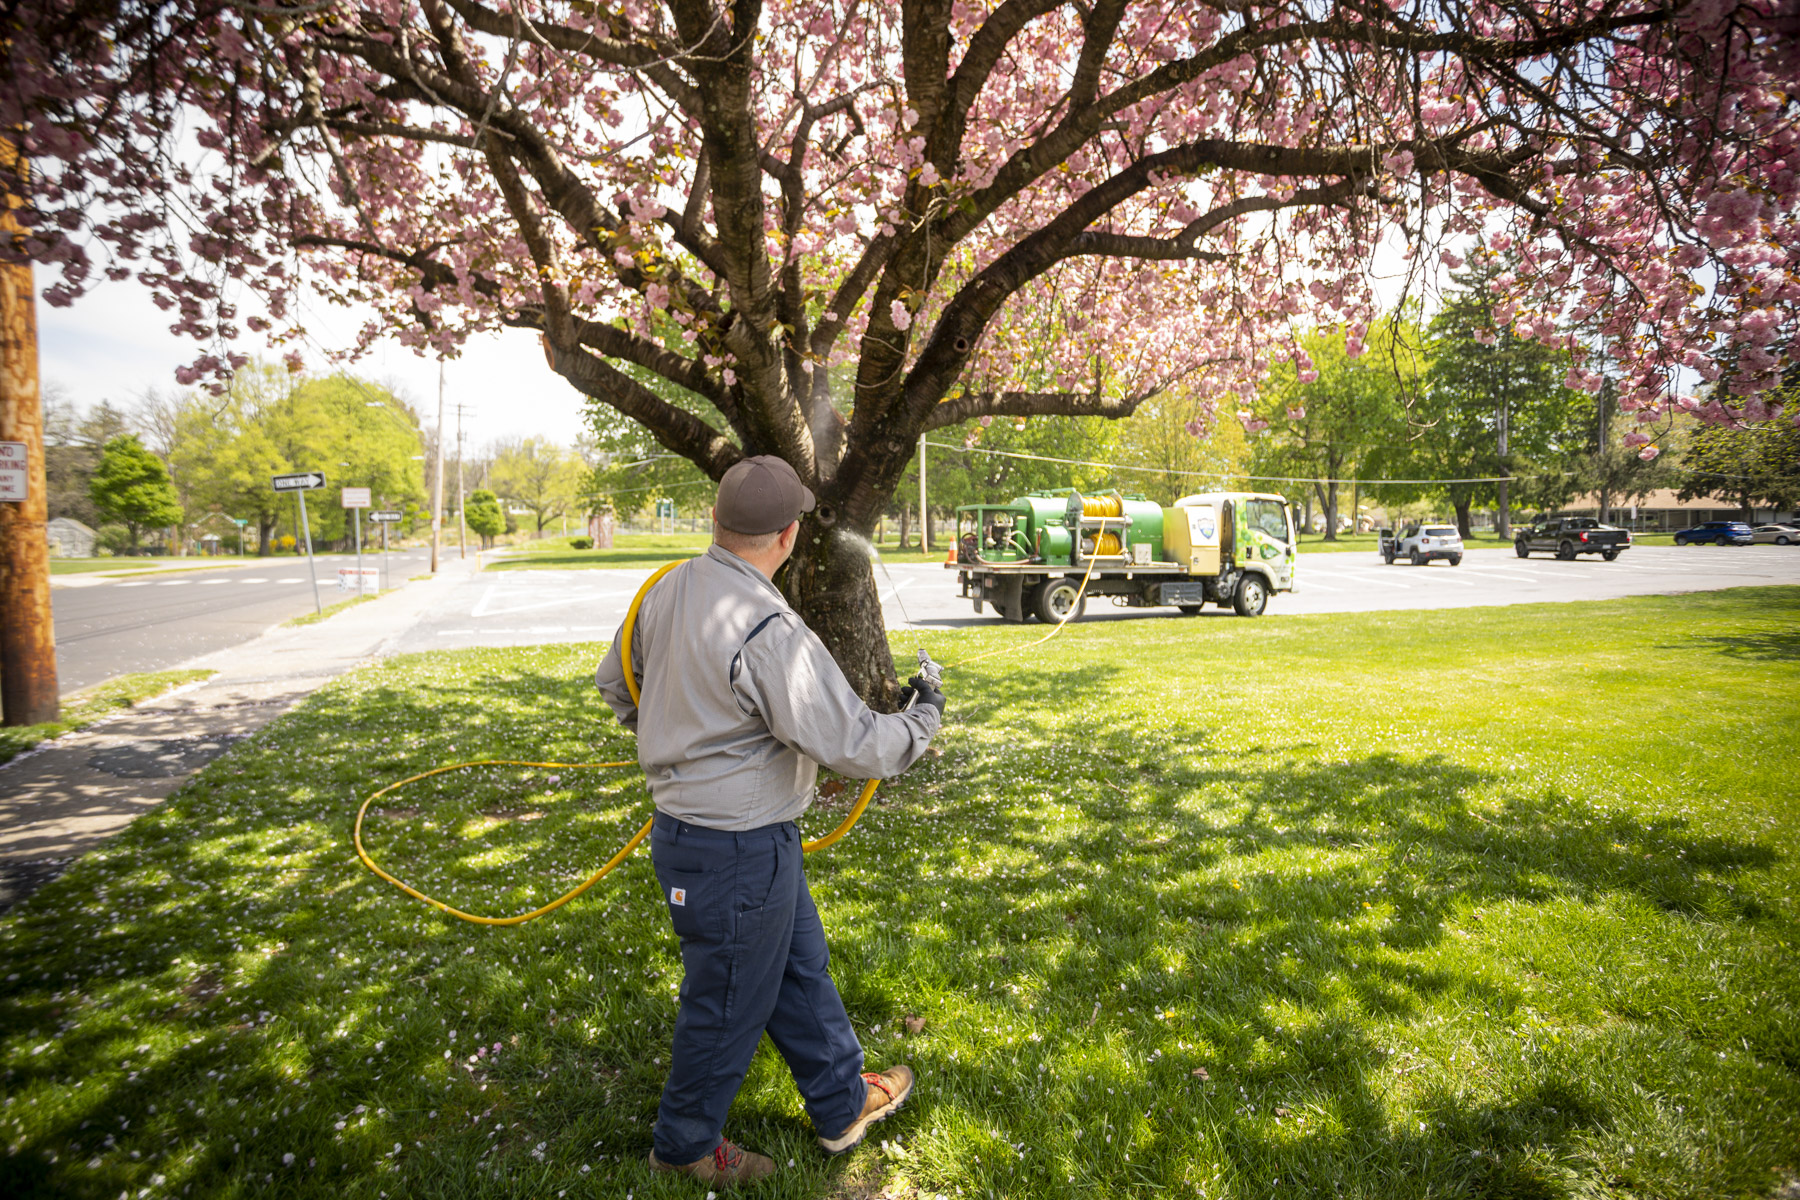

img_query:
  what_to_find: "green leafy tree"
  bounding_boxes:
[88,434,182,550]
[170,365,427,552]
[489,437,586,533]
[44,394,130,527]
[297,375,427,548]
[465,488,505,548]
[579,314,723,521]
[1109,390,1252,503]
[1678,417,1800,520]
[1255,318,1421,539]
[169,364,303,554]
[1376,263,1592,536]
[891,415,1119,549]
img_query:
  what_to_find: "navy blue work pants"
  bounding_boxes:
[648,812,867,1164]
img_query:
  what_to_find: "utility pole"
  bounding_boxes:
[1496,393,1511,538]
[430,359,445,573]
[0,135,56,726]
[454,403,475,559]
[917,432,929,554]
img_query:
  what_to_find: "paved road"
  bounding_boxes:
[51,547,435,692]
[388,543,1800,656]
[50,543,1800,691]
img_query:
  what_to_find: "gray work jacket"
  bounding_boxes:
[594,544,940,831]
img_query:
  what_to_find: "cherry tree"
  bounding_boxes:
[4,0,1796,697]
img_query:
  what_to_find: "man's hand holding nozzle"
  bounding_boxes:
[900,673,946,717]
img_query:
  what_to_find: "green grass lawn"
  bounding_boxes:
[0,671,216,766]
[2,590,1796,1199]
[487,533,714,571]
[283,594,383,627]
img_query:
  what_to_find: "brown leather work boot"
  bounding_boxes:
[647,1139,776,1186]
[818,1064,915,1154]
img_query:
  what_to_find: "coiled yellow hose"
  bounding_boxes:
[354,559,883,925]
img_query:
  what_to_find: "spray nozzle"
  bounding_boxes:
[914,648,942,689]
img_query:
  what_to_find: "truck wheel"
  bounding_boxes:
[1410,550,1424,566]
[1515,541,1529,558]
[1449,554,1462,566]
[1557,540,1576,560]
[1232,575,1268,617]
[1036,578,1087,623]
[1022,579,1049,622]
[1177,605,1204,616]
[1602,549,1619,561]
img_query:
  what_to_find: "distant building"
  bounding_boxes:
[1550,489,1793,530]
[45,517,97,558]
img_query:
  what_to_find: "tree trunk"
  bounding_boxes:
[895,506,909,550]
[258,514,276,556]
[1453,496,1472,538]
[782,514,903,709]
[1321,480,1339,541]
[1496,478,1510,539]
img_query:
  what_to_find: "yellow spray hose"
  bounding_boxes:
[353,560,883,924]
[355,547,1100,924]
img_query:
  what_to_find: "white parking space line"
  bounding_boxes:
[156,580,191,586]
[1317,569,1413,589]
[276,577,304,583]
[115,581,151,587]
[1415,570,1476,586]
[880,578,916,604]
[1295,579,1344,592]
[239,577,269,583]
[198,579,230,585]
[1458,567,1557,581]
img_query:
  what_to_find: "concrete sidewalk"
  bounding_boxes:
[0,555,487,912]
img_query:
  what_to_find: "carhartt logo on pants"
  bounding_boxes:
[670,887,687,906]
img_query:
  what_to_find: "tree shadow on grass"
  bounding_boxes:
[1662,630,1800,661]
[0,649,1791,1200]
[796,659,1789,1198]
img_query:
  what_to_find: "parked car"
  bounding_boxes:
[1515,516,1632,560]
[1673,521,1755,546]
[1379,523,1463,566]
[1751,523,1800,545]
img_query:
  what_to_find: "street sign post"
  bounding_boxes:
[272,472,325,613]
[369,510,401,590]
[342,487,370,589]
[0,441,27,503]
[272,471,326,492]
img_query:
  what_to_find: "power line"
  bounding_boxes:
[921,439,1554,486]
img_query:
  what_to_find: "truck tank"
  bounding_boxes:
[1063,490,1166,563]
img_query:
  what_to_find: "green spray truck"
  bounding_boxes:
[949,488,1297,621]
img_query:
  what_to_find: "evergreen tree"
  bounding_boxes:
[1378,258,1590,536]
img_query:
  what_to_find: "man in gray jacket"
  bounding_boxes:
[596,455,945,1186]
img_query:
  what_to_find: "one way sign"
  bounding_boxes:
[272,472,327,492]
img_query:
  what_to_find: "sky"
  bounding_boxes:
[37,275,596,449]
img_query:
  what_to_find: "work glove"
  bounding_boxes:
[899,673,946,717]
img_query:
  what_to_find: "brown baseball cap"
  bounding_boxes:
[715,455,816,535]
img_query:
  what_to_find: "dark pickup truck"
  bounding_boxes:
[1515,517,1632,561]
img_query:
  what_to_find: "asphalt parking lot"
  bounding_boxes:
[391,543,1800,653]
